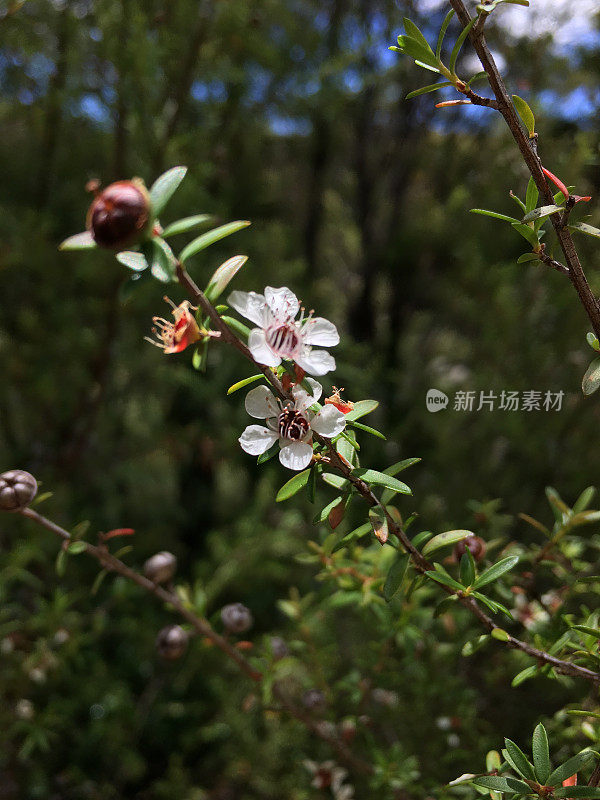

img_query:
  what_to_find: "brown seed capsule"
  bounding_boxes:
[86,179,150,249]
[155,625,188,660]
[220,603,253,634]
[0,470,38,512]
[454,535,487,562]
[143,551,177,584]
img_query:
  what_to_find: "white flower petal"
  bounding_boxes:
[302,316,339,346]
[295,348,336,376]
[244,385,279,419]
[239,425,278,455]
[264,286,300,321]
[278,440,313,470]
[228,290,267,327]
[248,328,281,367]
[291,377,323,410]
[310,405,346,437]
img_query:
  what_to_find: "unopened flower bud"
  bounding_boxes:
[302,688,326,711]
[454,535,486,562]
[86,179,150,249]
[270,636,289,661]
[0,470,37,512]
[143,551,177,584]
[339,719,356,743]
[156,625,188,660]
[221,603,253,634]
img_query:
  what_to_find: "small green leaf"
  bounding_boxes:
[492,627,510,641]
[344,400,379,421]
[205,255,248,303]
[554,788,600,799]
[522,205,562,224]
[116,251,148,271]
[517,252,539,263]
[314,497,344,524]
[582,358,600,396]
[573,486,596,513]
[151,237,176,282]
[449,17,476,74]
[68,541,87,555]
[385,458,421,476]
[384,553,409,601]
[161,214,211,237]
[472,776,528,793]
[353,468,411,495]
[180,221,251,264]
[548,751,596,788]
[532,723,551,784]
[221,315,251,340]
[571,625,600,639]
[436,9,455,60]
[422,529,473,557]
[59,231,97,250]
[149,166,187,216]
[570,222,600,239]
[257,442,279,464]
[471,208,520,224]
[525,176,539,214]
[396,35,440,70]
[406,81,453,99]
[347,421,386,440]
[425,566,464,592]
[512,665,538,687]
[460,550,476,586]
[504,739,536,781]
[403,18,434,55]
[227,374,264,395]
[587,332,600,352]
[307,466,317,504]
[275,469,312,502]
[192,340,208,372]
[513,94,535,136]
[472,556,519,590]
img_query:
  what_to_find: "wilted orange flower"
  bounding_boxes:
[325,386,354,414]
[146,298,205,354]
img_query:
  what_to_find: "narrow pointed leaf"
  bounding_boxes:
[504,739,536,781]
[161,214,212,237]
[472,556,519,589]
[513,95,535,136]
[406,81,453,99]
[522,205,562,224]
[180,221,251,263]
[570,222,600,239]
[344,400,379,421]
[449,18,476,74]
[582,359,600,396]
[384,553,409,601]
[275,469,311,502]
[353,468,411,494]
[471,208,520,224]
[532,723,551,784]
[525,177,539,214]
[205,255,248,303]
[116,251,148,271]
[436,9,455,59]
[59,231,97,250]
[422,529,473,557]
[548,751,596,788]
[150,166,187,216]
[227,374,264,395]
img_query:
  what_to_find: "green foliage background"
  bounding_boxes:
[2,0,600,797]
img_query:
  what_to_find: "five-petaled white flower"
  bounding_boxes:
[227,286,339,376]
[239,379,346,470]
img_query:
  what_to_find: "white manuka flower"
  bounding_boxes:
[239,379,346,470]
[227,286,339,375]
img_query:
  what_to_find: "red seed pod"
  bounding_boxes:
[454,535,487,562]
[0,470,38,512]
[86,180,150,249]
[155,625,188,660]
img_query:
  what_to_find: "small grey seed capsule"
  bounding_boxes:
[155,625,188,660]
[0,470,38,512]
[143,551,177,584]
[220,603,253,634]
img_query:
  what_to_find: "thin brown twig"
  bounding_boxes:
[448,0,600,340]
[175,262,600,685]
[19,506,373,776]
